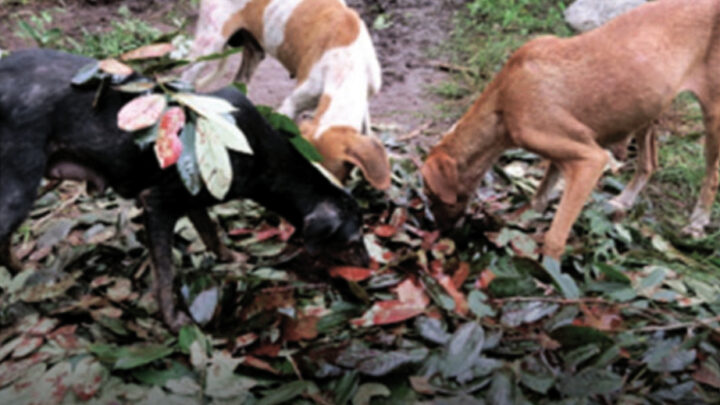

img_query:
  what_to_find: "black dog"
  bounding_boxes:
[0,49,369,330]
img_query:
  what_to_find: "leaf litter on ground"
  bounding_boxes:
[1,121,719,405]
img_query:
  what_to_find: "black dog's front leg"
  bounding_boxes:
[139,190,190,331]
[187,209,244,263]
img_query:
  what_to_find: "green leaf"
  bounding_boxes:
[173,92,237,116]
[356,348,428,376]
[197,114,253,155]
[468,290,497,318]
[289,135,324,162]
[232,82,248,94]
[643,338,697,372]
[556,368,623,397]
[133,361,193,386]
[196,117,234,200]
[256,381,312,405]
[542,256,580,299]
[176,120,202,196]
[440,322,485,379]
[415,316,451,345]
[551,326,613,349]
[113,79,156,93]
[89,343,174,370]
[594,262,631,284]
[134,122,159,150]
[71,61,101,87]
[192,46,244,62]
[488,277,539,297]
[352,383,391,405]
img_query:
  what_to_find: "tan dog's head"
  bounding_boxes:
[302,123,391,190]
[421,149,468,229]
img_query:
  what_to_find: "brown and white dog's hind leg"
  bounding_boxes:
[278,79,321,120]
[608,125,657,213]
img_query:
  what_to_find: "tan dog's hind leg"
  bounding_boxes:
[609,125,657,212]
[531,163,561,213]
[684,102,720,237]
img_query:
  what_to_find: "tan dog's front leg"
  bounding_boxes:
[609,125,657,213]
[684,105,720,237]
[544,151,609,258]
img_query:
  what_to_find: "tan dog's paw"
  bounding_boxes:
[681,224,706,239]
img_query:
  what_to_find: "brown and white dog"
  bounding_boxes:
[182,0,391,190]
[422,0,719,259]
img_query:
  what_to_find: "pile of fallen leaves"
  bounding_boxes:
[1,125,719,404]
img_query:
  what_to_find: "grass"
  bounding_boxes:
[11,5,167,58]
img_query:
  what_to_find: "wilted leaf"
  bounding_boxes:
[173,92,237,116]
[121,43,174,61]
[197,113,253,155]
[98,58,134,76]
[415,316,451,345]
[356,348,428,376]
[89,343,173,370]
[500,301,559,327]
[117,94,166,132]
[205,351,255,399]
[329,267,374,282]
[542,256,580,299]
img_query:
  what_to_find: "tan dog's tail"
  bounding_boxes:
[308,125,391,190]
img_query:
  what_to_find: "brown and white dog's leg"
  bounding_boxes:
[187,209,244,263]
[608,125,656,213]
[684,100,720,237]
[278,79,321,119]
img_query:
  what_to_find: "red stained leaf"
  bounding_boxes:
[352,279,430,327]
[283,315,319,342]
[99,58,134,76]
[421,230,441,250]
[436,274,469,316]
[234,333,258,350]
[228,228,253,236]
[251,343,281,358]
[329,266,374,282]
[452,262,470,289]
[476,269,496,290]
[48,325,81,350]
[117,94,167,132]
[374,224,397,238]
[255,227,280,242]
[121,43,174,61]
[154,107,185,168]
[242,355,279,374]
[278,220,296,241]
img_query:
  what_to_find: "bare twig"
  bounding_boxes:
[635,315,720,333]
[397,121,433,141]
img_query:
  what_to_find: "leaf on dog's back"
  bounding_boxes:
[98,58,134,77]
[196,117,233,200]
[121,43,174,61]
[154,107,185,169]
[177,121,202,195]
[173,93,237,116]
[204,113,253,155]
[117,94,166,132]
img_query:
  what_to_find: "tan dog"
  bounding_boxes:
[422,0,719,259]
[182,0,391,189]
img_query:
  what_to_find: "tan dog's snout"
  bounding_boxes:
[421,150,467,229]
[306,125,391,190]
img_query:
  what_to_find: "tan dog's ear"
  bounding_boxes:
[421,151,459,205]
[342,134,391,190]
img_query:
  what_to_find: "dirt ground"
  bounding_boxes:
[0,0,463,137]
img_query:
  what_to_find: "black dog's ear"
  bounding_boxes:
[302,202,342,254]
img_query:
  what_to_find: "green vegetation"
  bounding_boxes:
[12,6,165,58]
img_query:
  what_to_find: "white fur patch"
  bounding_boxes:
[263,0,304,55]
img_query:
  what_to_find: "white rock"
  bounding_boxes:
[564,0,647,32]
